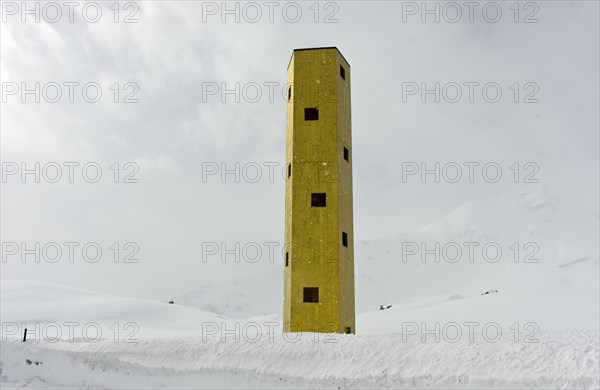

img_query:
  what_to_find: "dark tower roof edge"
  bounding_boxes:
[287,47,350,70]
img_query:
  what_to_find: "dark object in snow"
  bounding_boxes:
[379,305,385,310]
[481,289,499,295]
[168,300,174,304]
[22,328,27,342]
[386,305,392,309]
[25,359,42,366]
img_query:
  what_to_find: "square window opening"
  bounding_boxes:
[304,107,319,121]
[340,65,346,80]
[342,232,348,247]
[285,252,289,267]
[303,287,319,303]
[343,147,349,161]
[345,327,351,334]
[311,193,326,207]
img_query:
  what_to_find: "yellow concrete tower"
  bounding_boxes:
[284,47,355,334]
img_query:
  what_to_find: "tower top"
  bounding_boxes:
[287,46,350,70]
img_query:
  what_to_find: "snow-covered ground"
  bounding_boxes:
[2,328,598,389]
[1,188,599,388]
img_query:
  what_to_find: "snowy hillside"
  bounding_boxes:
[1,188,598,388]
[356,187,600,332]
[173,188,599,329]
[0,280,230,338]
[1,281,598,389]
[173,267,282,318]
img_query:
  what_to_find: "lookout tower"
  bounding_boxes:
[283,47,355,334]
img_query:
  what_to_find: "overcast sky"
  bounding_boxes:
[1,1,598,300]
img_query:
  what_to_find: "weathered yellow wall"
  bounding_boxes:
[284,47,355,334]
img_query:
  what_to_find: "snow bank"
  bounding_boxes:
[1,330,598,389]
